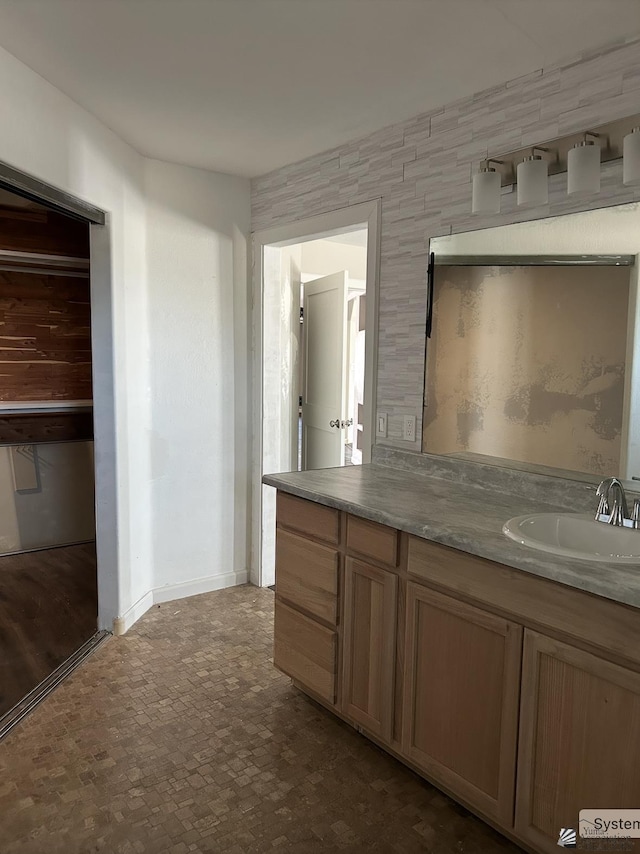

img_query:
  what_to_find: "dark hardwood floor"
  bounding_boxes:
[0,542,97,717]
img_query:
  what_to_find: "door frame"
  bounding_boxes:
[251,199,381,586]
[0,160,117,631]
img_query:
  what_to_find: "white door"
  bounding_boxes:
[301,271,349,470]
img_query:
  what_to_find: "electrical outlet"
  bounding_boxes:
[376,412,388,437]
[403,415,416,442]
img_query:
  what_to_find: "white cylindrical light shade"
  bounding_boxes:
[517,156,548,206]
[567,142,600,194]
[472,169,501,214]
[623,128,640,185]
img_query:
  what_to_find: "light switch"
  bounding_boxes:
[377,413,387,437]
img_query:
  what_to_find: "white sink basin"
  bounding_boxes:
[503,512,640,564]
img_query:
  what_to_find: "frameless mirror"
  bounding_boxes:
[424,202,640,486]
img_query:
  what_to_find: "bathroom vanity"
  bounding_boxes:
[264,458,640,854]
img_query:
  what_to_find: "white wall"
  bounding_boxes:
[0,45,251,631]
[301,237,368,281]
[144,159,250,599]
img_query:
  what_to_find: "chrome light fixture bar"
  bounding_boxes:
[472,112,640,214]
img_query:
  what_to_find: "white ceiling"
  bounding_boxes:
[0,0,639,178]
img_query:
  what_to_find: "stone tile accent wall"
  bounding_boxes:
[251,36,640,450]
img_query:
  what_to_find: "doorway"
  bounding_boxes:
[0,180,108,734]
[252,200,381,587]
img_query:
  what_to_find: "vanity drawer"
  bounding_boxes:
[274,600,337,704]
[276,528,339,625]
[346,514,399,567]
[276,491,340,545]
[407,535,640,670]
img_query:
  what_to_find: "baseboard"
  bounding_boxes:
[153,569,248,605]
[113,570,248,634]
[112,589,154,636]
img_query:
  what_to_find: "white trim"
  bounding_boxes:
[254,202,378,247]
[112,570,249,634]
[251,199,381,588]
[112,589,153,636]
[90,218,120,633]
[152,570,249,605]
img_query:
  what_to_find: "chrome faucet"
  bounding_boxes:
[595,477,629,526]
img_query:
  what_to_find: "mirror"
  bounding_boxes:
[424,202,640,485]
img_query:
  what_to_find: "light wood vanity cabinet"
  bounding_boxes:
[274,600,337,703]
[346,514,399,567]
[275,528,339,625]
[276,491,340,545]
[342,515,400,740]
[273,493,340,705]
[272,490,640,854]
[342,558,398,741]
[403,583,522,824]
[516,630,640,854]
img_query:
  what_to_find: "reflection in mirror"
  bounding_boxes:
[424,203,640,484]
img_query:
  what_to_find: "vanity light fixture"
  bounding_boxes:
[517,150,549,206]
[472,160,502,214]
[623,127,640,185]
[472,111,640,214]
[567,133,601,195]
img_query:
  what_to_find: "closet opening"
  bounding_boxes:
[0,183,107,737]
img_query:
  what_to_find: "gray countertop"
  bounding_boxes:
[263,463,640,610]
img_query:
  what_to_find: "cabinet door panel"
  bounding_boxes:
[342,559,398,741]
[403,583,522,824]
[274,600,337,704]
[516,630,640,854]
[276,528,338,625]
